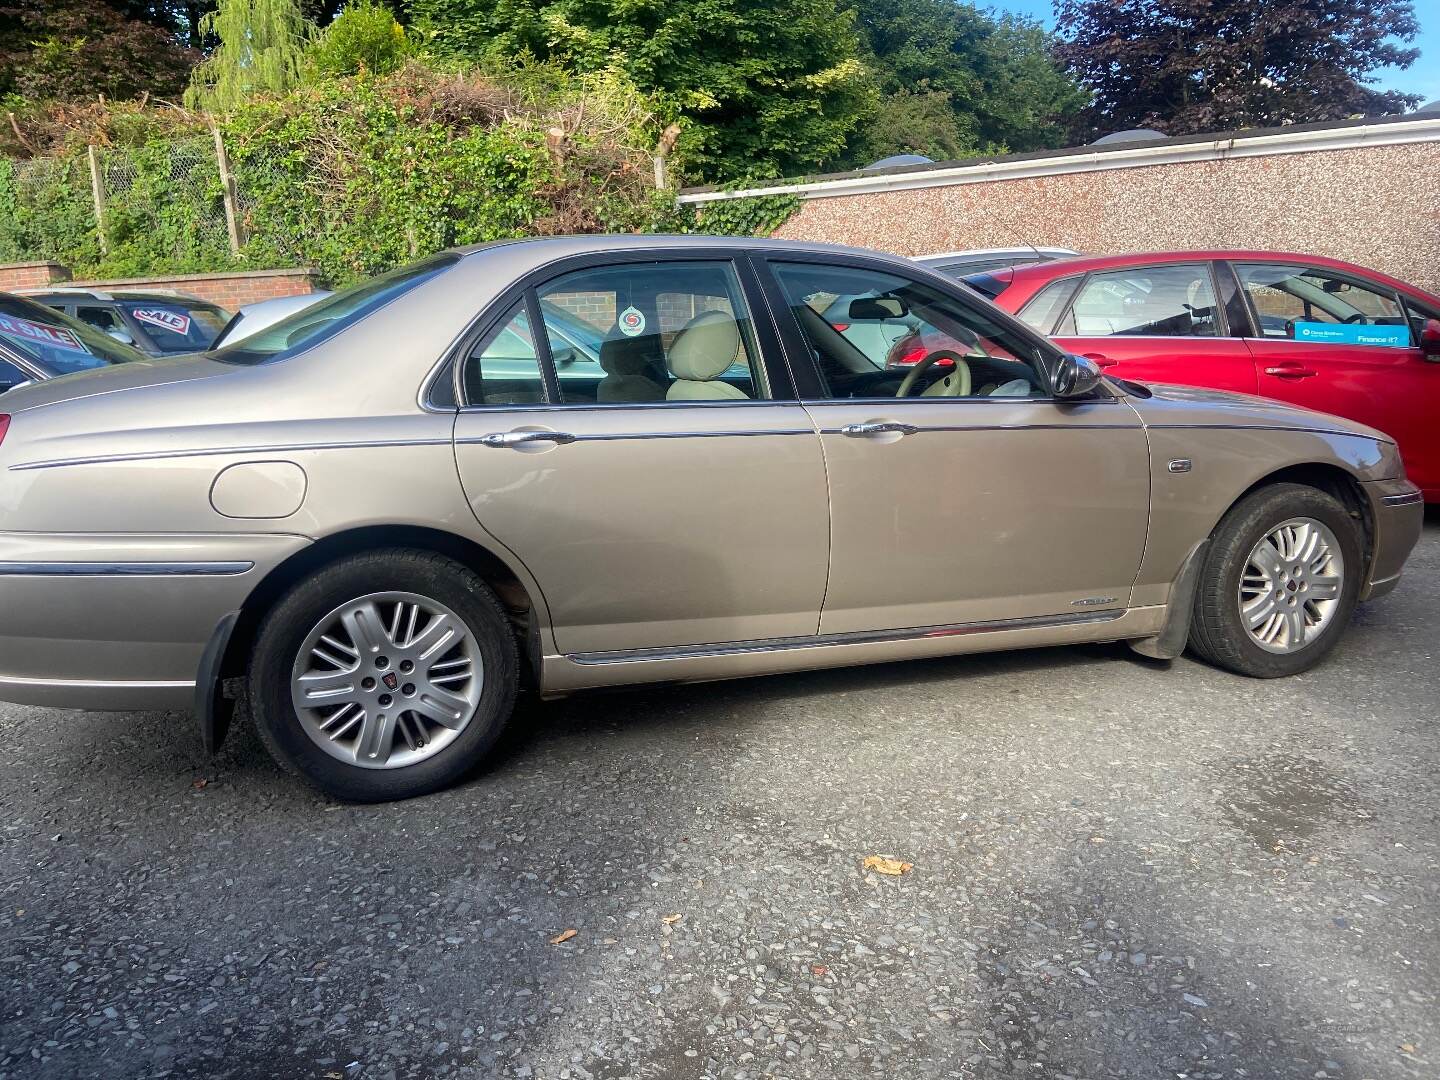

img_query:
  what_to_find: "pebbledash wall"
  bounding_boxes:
[0,264,321,309]
[679,114,1440,295]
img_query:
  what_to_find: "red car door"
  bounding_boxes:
[1041,262,1259,395]
[1232,261,1439,497]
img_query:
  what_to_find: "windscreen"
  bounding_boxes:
[212,254,460,365]
[0,297,144,374]
[121,300,230,354]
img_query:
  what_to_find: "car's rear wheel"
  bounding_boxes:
[1188,483,1363,678]
[248,549,517,801]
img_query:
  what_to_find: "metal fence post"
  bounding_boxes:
[86,144,107,255]
[212,126,244,254]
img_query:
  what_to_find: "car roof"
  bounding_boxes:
[16,287,211,304]
[997,250,1440,302]
[449,233,907,265]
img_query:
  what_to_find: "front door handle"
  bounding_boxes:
[479,429,578,448]
[1264,364,1318,379]
[840,421,920,438]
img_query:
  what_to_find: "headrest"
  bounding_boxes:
[599,334,659,376]
[668,310,741,382]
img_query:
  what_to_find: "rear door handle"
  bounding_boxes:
[479,429,577,448]
[1264,364,1318,379]
[840,421,920,438]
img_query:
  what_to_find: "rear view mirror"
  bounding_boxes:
[849,296,909,320]
[1421,318,1440,361]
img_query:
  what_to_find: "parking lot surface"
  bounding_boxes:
[2,516,1437,1080]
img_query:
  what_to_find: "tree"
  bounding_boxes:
[185,0,312,112]
[306,0,409,77]
[1054,0,1422,140]
[0,0,198,101]
[411,0,875,182]
[849,0,1085,163]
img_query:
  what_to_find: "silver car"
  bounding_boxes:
[0,236,1423,801]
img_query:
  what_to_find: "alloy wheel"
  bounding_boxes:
[1237,517,1345,654]
[290,591,484,769]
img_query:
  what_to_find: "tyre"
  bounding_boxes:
[1189,483,1363,678]
[248,549,518,801]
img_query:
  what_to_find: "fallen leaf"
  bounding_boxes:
[549,928,577,944]
[661,914,682,925]
[811,964,829,977]
[192,778,208,790]
[862,855,913,876]
[1400,1043,1416,1053]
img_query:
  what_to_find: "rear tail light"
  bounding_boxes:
[0,414,8,448]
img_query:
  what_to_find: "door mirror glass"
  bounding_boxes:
[1052,354,1104,398]
[1421,318,1440,361]
[848,296,908,320]
[106,328,136,345]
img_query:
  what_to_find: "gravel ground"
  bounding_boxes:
[2,516,1437,1080]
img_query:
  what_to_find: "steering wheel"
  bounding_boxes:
[896,351,972,397]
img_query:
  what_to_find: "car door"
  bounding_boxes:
[450,255,831,656]
[1232,261,1439,494]
[760,255,1150,636]
[1029,261,1259,395]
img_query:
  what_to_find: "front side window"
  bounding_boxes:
[536,261,767,404]
[1237,263,1410,347]
[1061,264,1219,338]
[771,261,1050,400]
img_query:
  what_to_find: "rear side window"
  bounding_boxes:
[460,301,548,406]
[0,298,141,372]
[1061,264,1219,338]
[121,301,229,354]
[1016,278,1080,334]
[1236,263,1410,346]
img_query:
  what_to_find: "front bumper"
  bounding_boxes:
[1361,480,1424,601]
[0,532,309,711]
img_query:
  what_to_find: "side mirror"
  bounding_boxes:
[849,296,909,320]
[1052,353,1104,398]
[106,328,136,345]
[1420,318,1440,361]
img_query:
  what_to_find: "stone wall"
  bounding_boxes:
[770,141,1440,295]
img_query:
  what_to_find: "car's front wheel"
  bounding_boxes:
[1188,483,1363,678]
[248,549,517,801]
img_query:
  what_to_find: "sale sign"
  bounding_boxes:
[132,308,192,336]
[0,313,90,354]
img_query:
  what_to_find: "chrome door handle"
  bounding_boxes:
[840,421,920,438]
[479,430,577,448]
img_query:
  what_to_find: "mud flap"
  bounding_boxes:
[196,612,239,755]
[1129,539,1209,661]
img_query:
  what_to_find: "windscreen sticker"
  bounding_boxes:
[0,313,90,354]
[1293,322,1409,348]
[132,308,192,335]
[618,305,646,337]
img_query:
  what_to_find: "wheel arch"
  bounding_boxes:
[1227,461,1374,572]
[219,524,546,689]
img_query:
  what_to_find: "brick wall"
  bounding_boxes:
[0,262,70,290]
[64,268,323,310]
[1,264,322,311]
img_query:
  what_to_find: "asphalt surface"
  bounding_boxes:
[2,515,1437,1080]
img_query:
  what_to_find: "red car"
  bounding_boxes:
[965,251,1440,501]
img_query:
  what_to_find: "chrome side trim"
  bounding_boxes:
[818,423,1137,435]
[455,399,806,415]
[1143,423,1384,440]
[1381,491,1423,506]
[457,428,815,446]
[0,674,196,690]
[567,609,1125,666]
[0,561,254,576]
[8,438,454,472]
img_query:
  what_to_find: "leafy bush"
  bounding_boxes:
[306,0,410,78]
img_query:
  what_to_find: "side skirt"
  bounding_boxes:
[541,606,1165,693]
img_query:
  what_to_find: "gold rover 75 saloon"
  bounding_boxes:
[0,237,1424,800]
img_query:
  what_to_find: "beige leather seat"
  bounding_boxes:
[597,336,666,402]
[665,311,749,401]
